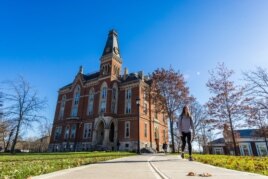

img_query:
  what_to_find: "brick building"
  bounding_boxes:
[49,30,168,152]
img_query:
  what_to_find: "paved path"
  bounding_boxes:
[33,154,267,179]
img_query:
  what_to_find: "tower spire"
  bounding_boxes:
[102,29,121,58]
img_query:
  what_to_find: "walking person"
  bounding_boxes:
[177,105,195,161]
[162,142,167,154]
[117,139,120,151]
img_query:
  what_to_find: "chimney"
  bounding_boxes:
[138,71,144,80]
[124,68,128,80]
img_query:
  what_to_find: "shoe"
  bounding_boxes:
[181,153,184,159]
[189,156,193,161]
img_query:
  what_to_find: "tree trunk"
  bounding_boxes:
[2,131,5,151]
[229,115,238,156]
[11,120,21,154]
[5,127,14,152]
[169,117,175,153]
[261,128,268,151]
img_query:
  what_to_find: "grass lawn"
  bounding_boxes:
[0,151,135,179]
[184,154,268,176]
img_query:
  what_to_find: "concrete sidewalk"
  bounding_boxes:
[33,154,267,179]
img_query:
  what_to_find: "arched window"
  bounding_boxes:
[59,95,66,120]
[71,86,80,117]
[111,83,118,113]
[100,82,107,113]
[88,88,94,115]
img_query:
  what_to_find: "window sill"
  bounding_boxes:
[66,116,80,120]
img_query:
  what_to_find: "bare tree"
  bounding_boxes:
[206,63,251,156]
[0,91,4,150]
[243,67,268,148]
[246,104,268,149]
[3,76,46,153]
[151,67,191,153]
[244,67,268,110]
[189,100,207,140]
[38,118,52,138]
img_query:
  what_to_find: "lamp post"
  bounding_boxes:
[136,97,141,154]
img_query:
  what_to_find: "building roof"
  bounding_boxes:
[102,29,121,58]
[235,129,258,138]
[210,138,225,144]
[59,71,151,90]
[210,129,260,145]
[83,72,100,81]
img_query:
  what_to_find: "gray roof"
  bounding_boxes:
[102,29,121,58]
[210,138,225,144]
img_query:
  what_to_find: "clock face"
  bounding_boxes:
[113,47,119,54]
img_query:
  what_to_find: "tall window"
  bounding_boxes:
[111,84,118,113]
[70,124,76,139]
[144,123,148,138]
[59,95,66,120]
[239,143,252,156]
[125,121,130,138]
[256,142,268,156]
[162,112,166,123]
[88,89,94,115]
[64,126,70,139]
[154,110,158,119]
[71,86,80,117]
[100,83,107,113]
[83,123,92,139]
[54,126,62,140]
[125,88,132,114]
[143,102,148,114]
[143,90,148,114]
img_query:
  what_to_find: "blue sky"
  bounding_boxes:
[1,0,268,134]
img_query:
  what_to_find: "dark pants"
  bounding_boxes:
[181,132,192,155]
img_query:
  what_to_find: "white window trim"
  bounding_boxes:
[64,126,70,139]
[70,124,76,139]
[99,82,107,113]
[54,126,62,140]
[111,83,118,114]
[59,95,66,120]
[239,143,252,156]
[83,123,92,139]
[144,122,148,138]
[213,147,224,154]
[87,89,94,115]
[256,142,268,156]
[143,101,148,114]
[125,88,132,114]
[71,85,80,117]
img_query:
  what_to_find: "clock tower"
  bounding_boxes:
[100,29,122,80]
